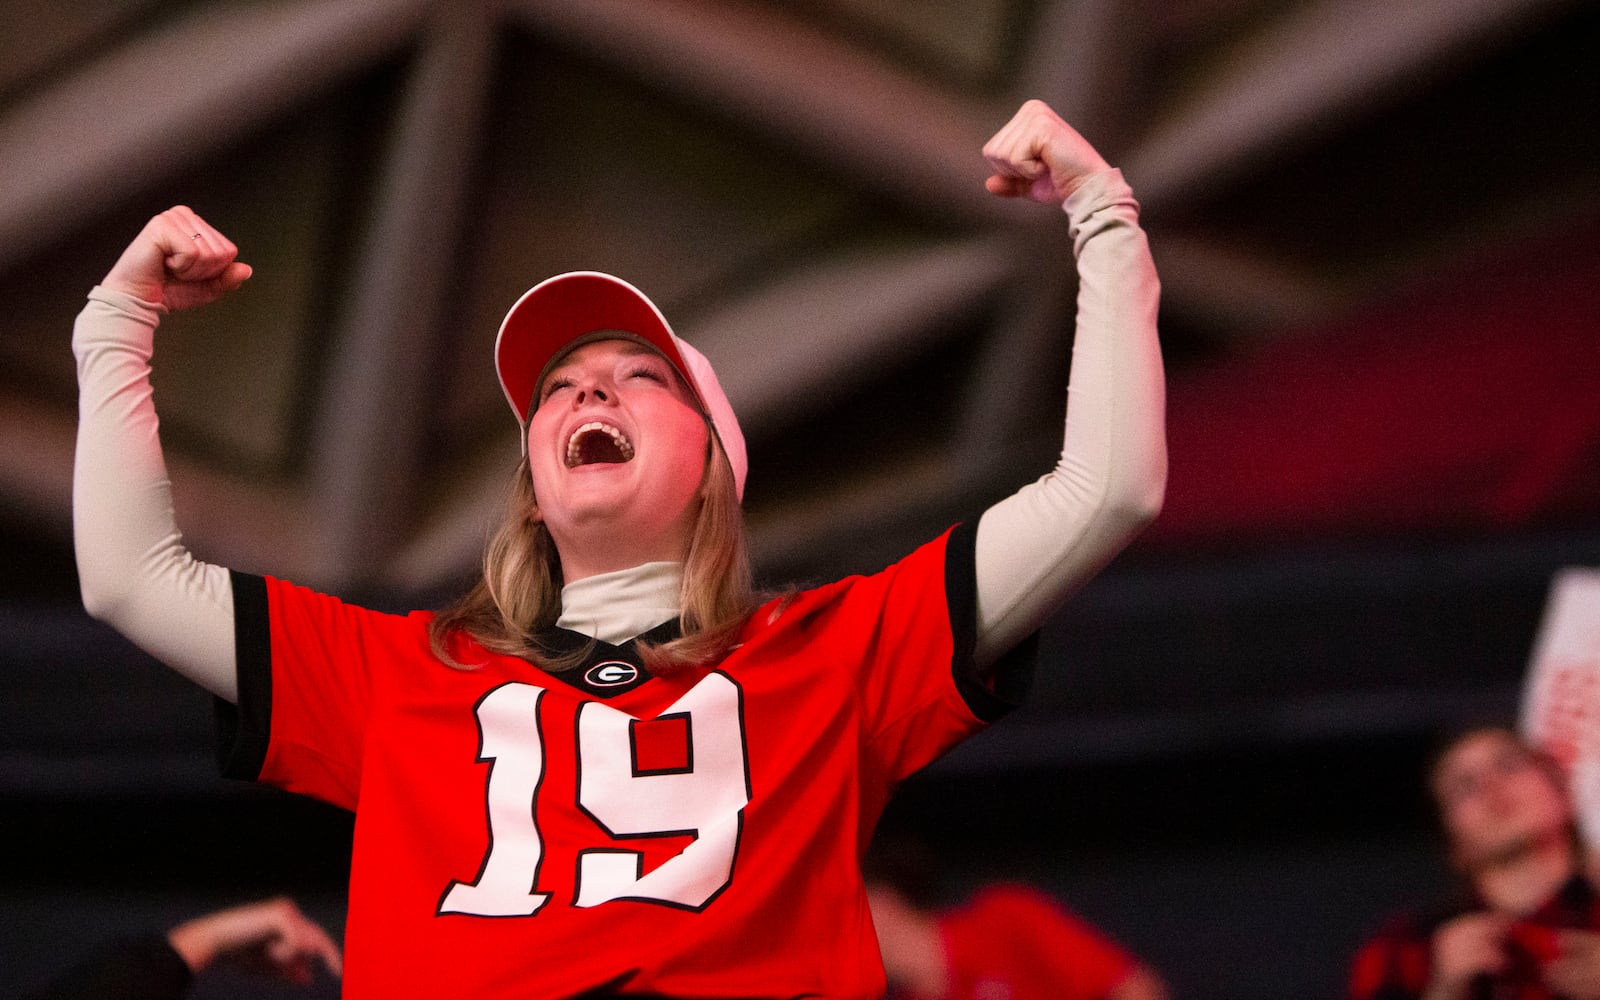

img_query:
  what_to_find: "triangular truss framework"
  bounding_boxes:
[0,0,1584,598]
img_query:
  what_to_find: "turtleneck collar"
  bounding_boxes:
[556,561,683,645]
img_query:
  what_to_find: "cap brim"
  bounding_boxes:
[495,271,696,426]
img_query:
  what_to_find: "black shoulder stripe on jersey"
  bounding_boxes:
[216,570,272,781]
[944,521,1036,723]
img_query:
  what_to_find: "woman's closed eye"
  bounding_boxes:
[539,376,576,403]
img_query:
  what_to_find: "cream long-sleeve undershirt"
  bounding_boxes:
[71,169,1164,704]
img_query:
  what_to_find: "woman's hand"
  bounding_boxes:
[1423,912,1511,1000]
[100,205,251,311]
[1543,929,1600,1000]
[982,99,1112,205]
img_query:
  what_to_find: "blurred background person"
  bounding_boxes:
[866,838,1169,1000]
[1349,725,1600,1000]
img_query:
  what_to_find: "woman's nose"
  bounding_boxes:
[575,386,610,405]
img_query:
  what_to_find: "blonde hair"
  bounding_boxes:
[428,434,759,675]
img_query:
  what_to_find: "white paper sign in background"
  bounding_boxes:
[1522,568,1600,847]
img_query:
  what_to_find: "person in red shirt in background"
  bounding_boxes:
[865,840,1169,1000]
[1350,725,1600,1000]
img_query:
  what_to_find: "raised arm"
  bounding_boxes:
[167,896,343,984]
[972,101,1167,667]
[72,206,252,701]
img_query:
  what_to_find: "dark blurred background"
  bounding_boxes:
[1,1,1598,997]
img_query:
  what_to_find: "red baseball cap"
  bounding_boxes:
[495,271,747,500]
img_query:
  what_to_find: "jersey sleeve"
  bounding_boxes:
[787,522,1036,784]
[217,571,425,811]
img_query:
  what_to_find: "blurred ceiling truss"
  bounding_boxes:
[0,0,1588,596]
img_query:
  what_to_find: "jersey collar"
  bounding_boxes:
[535,618,682,699]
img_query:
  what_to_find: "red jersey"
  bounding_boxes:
[221,524,1024,998]
[889,885,1136,1000]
